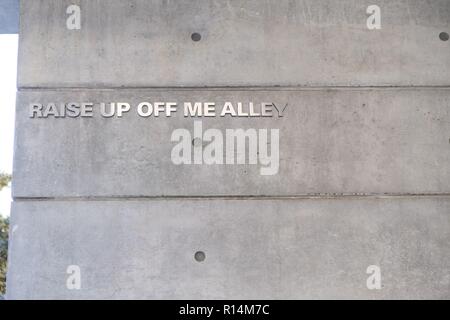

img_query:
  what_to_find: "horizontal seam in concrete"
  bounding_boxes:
[12,193,450,202]
[16,85,450,92]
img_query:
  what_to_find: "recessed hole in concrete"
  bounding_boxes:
[192,138,202,146]
[191,33,201,42]
[439,32,449,41]
[194,251,206,262]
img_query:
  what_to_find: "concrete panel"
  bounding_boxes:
[0,0,19,34]
[6,197,450,299]
[18,0,450,88]
[13,88,450,198]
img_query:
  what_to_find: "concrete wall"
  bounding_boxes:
[12,88,450,198]
[18,0,450,87]
[7,0,450,299]
[7,198,450,299]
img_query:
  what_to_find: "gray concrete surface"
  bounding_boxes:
[8,0,450,300]
[0,0,18,34]
[6,198,450,299]
[18,0,450,88]
[13,88,450,198]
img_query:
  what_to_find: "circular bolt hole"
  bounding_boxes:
[194,251,206,262]
[439,32,449,41]
[192,138,202,146]
[191,33,202,42]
